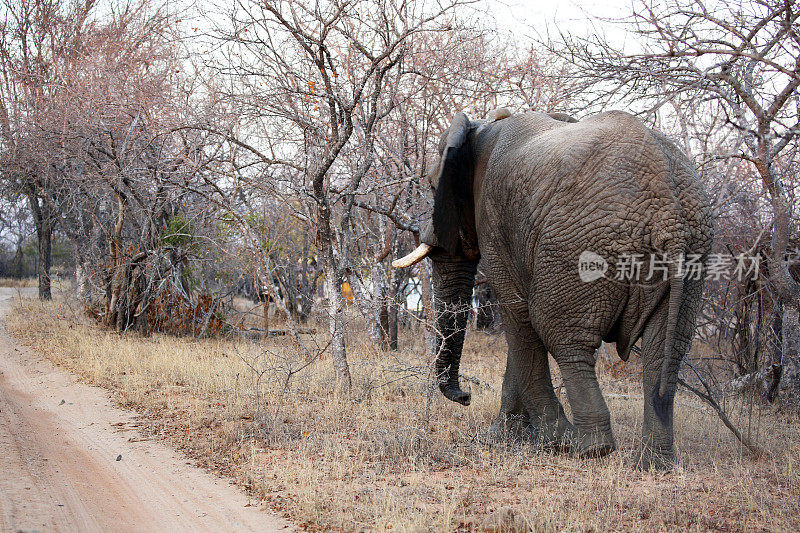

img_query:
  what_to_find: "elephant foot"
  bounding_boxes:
[636,445,675,471]
[439,383,471,405]
[573,428,617,458]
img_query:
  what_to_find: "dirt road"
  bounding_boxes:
[0,288,292,532]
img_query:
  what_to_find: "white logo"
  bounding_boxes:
[578,251,608,282]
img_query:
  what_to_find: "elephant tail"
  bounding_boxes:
[654,270,683,424]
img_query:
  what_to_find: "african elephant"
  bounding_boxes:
[394,109,713,469]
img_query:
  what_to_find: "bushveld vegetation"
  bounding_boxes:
[1,0,799,530]
[9,295,800,531]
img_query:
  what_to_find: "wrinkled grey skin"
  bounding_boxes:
[423,110,713,469]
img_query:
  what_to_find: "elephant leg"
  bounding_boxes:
[638,281,700,470]
[490,316,573,449]
[553,347,616,458]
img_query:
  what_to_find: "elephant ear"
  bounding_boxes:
[431,112,478,259]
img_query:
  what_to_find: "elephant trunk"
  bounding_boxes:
[431,259,478,406]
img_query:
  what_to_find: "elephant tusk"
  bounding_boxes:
[392,243,433,268]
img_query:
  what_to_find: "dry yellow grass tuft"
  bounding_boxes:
[7,294,800,531]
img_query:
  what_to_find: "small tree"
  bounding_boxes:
[0,0,98,299]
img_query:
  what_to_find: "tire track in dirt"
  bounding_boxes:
[0,288,293,532]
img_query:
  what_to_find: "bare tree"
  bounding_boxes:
[0,0,227,331]
[0,0,100,298]
[205,0,474,390]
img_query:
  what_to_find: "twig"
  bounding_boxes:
[678,361,763,456]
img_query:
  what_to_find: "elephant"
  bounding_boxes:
[393,108,713,469]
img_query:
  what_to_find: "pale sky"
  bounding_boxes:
[488,0,634,45]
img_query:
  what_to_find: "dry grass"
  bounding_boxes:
[0,277,72,290]
[0,277,37,288]
[7,294,800,532]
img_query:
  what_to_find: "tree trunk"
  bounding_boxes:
[285,267,300,322]
[370,261,389,349]
[26,188,52,301]
[317,200,351,390]
[767,302,784,402]
[420,259,437,358]
[379,301,390,350]
[782,301,800,412]
[74,239,95,303]
[75,258,91,301]
[369,218,392,350]
[262,292,270,339]
[388,269,399,351]
[37,211,52,300]
[371,260,389,350]
[323,262,351,390]
[115,264,131,332]
[105,193,126,326]
[11,237,24,278]
[255,272,270,339]
[298,237,314,323]
[766,188,800,412]
[385,233,404,351]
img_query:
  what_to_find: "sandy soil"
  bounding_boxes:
[0,288,293,532]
